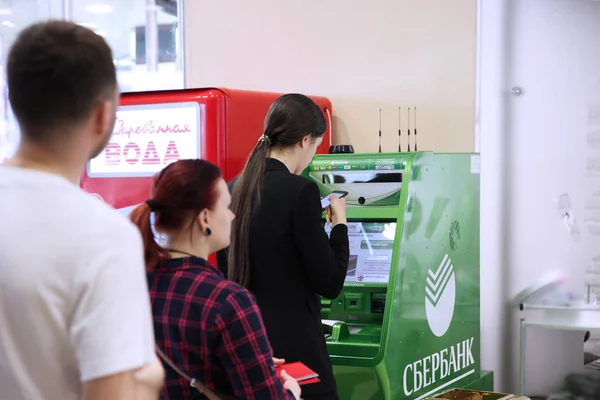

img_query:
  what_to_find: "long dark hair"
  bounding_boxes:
[129,159,222,269]
[228,93,327,288]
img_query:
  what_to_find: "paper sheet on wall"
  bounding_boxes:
[583,190,600,236]
[586,156,600,177]
[587,130,600,149]
[588,104,600,125]
[586,254,600,275]
[585,255,600,304]
[583,105,600,299]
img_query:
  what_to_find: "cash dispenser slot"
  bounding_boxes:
[371,293,386,314]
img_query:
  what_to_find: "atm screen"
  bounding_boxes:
[324,221,397,284]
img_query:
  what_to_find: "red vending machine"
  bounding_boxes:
[81,88,332,214]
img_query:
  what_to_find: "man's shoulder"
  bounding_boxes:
[0,167,139,241]
[77,191,137,228]
[65,191,142,251]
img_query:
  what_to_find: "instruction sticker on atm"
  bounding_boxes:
[87,102,201,178]
[325,221,396,284]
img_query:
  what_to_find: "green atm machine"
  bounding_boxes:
[305,152,493,400]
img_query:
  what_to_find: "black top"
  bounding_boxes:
[217,158,349,398]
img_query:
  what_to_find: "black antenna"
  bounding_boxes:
[378,108,382,153]
[398,107,401,152]
[414,107,418,151]
[407,107,411,152]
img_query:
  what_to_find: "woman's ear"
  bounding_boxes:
[196,209,210,231]
[299,134,312,149]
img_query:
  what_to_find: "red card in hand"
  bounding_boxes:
[276,362,320,385]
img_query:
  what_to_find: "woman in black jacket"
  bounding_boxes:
[220,94,349,400]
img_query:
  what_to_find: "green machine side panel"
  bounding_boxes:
[334,366,386,400]
[463,371,494,392]
[386,152,481,399]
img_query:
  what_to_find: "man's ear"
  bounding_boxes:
[92,100,113,136]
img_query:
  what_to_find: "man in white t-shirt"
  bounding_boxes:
[0,21,164,400]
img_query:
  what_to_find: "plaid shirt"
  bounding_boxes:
[148,256,295,399]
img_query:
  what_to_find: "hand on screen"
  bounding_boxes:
[329,195,347,226]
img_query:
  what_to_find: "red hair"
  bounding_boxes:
[129,159,222,269]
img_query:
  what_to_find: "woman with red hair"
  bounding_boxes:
[130,159,300,400]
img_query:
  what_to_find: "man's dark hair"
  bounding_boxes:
[6,20,117,141]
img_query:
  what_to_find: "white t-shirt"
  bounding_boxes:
[0,166,156,400]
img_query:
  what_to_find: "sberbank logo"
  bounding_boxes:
[425,253,456,337]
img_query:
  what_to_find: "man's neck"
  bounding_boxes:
[4,142,86,185]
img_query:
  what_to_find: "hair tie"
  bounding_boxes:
[257,134,271,147]
[145,199,160,211]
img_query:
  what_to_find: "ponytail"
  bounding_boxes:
[228,93,327,287]
[228,141,270,287]
[129,202,170,270]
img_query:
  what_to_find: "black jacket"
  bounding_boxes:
[217,158,349,398]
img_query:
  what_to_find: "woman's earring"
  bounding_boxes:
[205,227,212,236]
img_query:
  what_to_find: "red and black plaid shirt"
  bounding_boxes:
[147,256,295,399]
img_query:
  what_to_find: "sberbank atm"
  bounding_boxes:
[306,152,493,400]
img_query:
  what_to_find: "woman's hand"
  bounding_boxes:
[328,195,347,226]
[273,359,301,399]
[280,369,302,400]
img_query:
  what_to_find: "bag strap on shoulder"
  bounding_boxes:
[155,345,223,400]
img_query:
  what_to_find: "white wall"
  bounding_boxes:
[479,0,600,395]
[184,0,477,153]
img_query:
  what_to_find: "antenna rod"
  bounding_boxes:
[407,107,411,152]
[378,108,382,153]
[414,107,418,151]
[398,107,401,152]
